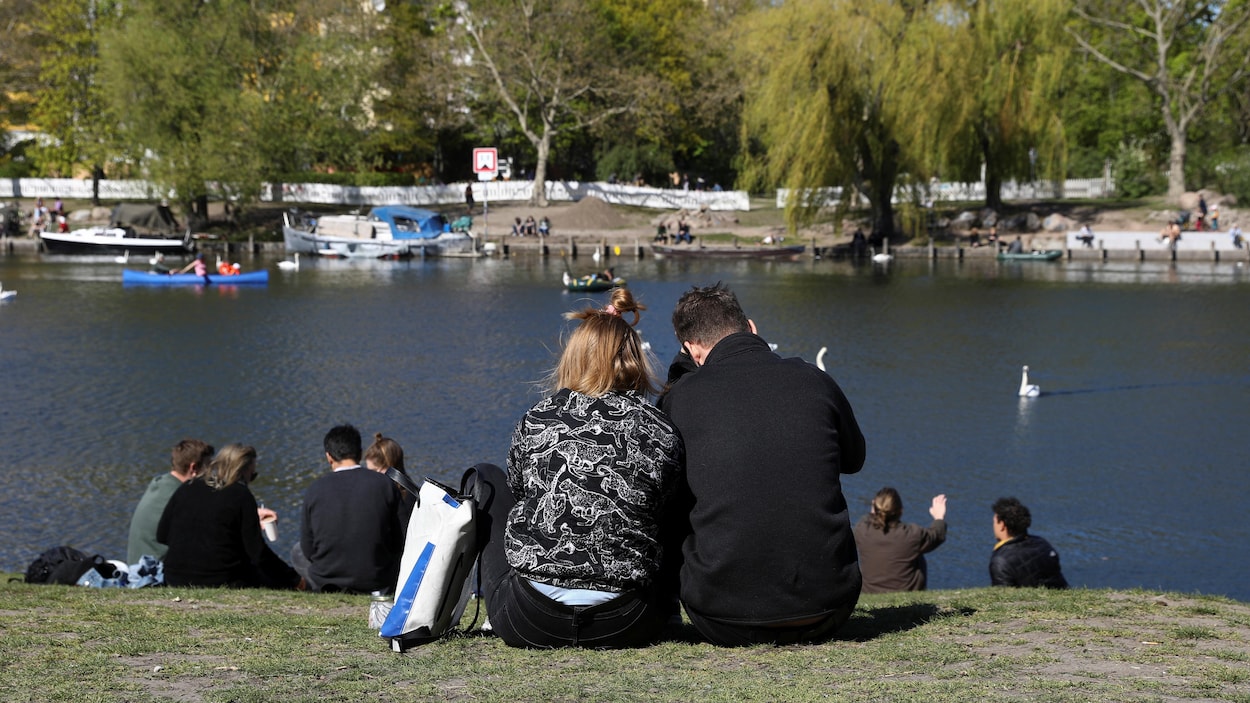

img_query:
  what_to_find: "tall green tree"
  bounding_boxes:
[1069,0,1250,202]
[369,1,470,177]
[737,0,950,240]
[99,0,276,218]
[0,0,41,160]
[457,0,654,206]
[591,0,745,185]
[31,0,119,201]
[944,0,1069,209]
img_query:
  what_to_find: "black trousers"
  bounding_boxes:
[683,600,857,647]
[468,463,670,649]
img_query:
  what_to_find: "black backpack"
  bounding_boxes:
[24,546,92,584]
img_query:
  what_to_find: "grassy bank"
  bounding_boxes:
[2,579,1247,703]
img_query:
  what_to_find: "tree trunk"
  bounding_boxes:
[529,128,551,208]
[91,166,103,206]
[985,168,1003,211]
[1167,129,1186,203]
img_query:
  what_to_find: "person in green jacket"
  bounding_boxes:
[126,439,215,563]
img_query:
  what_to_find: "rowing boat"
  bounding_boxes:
[651,244,805,260]
[122,269,270,285]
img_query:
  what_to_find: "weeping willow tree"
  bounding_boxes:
[944,0,1070,209]
[736,0,955,240]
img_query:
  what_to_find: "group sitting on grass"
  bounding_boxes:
[101,282,1064,650]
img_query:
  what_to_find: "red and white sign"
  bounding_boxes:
[473,147,498,175]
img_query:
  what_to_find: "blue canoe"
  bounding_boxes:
[123,269,270,285]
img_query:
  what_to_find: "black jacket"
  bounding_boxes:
[990,534,1069,589]
[661,332,866,624]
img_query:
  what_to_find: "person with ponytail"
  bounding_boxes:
[853,487,948,593]
[470,287,684,648]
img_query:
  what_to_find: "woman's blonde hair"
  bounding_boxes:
[204,444,258,490]
[365,433,405,474]
[868,487,903,532]
[550,287,656,397]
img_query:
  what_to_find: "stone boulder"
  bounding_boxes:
[1043,213,1073,232]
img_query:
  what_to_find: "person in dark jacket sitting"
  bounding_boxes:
[660,283,866,646]
[989,497,1068,589]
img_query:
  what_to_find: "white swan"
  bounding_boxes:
[277,253,300,271]
[1018,365,1040,397]
[871,247,893,263]
[113,250,130,264]
[0,282,15,301]
[816,346,828,372]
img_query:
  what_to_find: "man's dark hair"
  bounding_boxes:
[324,424,363,463]
[671,282,751,348]
[992,497,1032,537]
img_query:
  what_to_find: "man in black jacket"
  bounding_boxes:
[989,497,1068,589]
[661,283,866,646]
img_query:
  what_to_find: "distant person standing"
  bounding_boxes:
[853,488,948,593]
[989,497,1068,589]
[465,184,476,214]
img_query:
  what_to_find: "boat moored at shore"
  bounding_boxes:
[282,206,476,258]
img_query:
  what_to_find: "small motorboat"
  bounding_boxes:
[122,269,269,286]
[997,249,1063,262]
[562,271,625,293]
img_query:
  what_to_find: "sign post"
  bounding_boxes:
[472,148,498,241]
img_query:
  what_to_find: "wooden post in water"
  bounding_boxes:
[567,236,575,258]
[1135,240,1143,262]
[1211,241,1219,262]
[634,238,643,259]
[1099,239,1107,261]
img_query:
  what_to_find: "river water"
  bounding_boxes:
[1,252,1247,600]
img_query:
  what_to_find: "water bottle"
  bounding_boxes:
[368,591,393,630]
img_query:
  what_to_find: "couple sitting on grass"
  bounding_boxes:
[469,283,866,648]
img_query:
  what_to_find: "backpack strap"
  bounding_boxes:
[385,467,422,505]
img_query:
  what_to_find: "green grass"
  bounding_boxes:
[2,580,1249,702]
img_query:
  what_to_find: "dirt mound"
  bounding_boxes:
[553,196,634,230]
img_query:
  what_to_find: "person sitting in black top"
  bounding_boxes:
[660,283,866,646]
[157,444,300,589]
[989,497,1068,589]
[291,424,405,593]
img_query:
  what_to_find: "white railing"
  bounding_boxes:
[2,177,751,211]
[776,176,1117,208]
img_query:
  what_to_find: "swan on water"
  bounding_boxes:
[816,346,828,372]
[277,253,300,271]
[0,282,15,301]
[871,247,893,263]
[1018,365,1040,397]
[113,250,130,264]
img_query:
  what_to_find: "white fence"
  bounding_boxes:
[1,177,751,212]
[776,177,1117,208]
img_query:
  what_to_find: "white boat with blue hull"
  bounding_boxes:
[282,206,476,258]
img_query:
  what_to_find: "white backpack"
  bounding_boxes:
[379,468,482,652]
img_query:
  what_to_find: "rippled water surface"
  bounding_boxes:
[2,253,1247,600]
